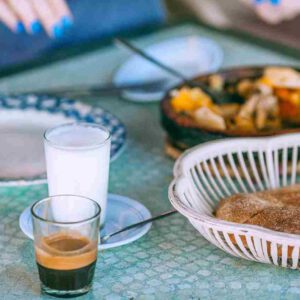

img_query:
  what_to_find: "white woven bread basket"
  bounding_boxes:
[169,133,300,269]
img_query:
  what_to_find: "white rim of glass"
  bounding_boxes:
[44,122,111,151]
[31,194,101,225]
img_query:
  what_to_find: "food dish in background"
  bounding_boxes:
[113,35,223,102]
[161,66,300,157]
[0,94,126,186]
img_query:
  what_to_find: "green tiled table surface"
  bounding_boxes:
[0,23,300,300]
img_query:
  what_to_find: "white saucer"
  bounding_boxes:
[113,35,223,102]
[19,194,152,250]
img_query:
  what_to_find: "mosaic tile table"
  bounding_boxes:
[0,23,300,300]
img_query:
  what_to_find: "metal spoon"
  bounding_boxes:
[100,209,177,243]
[114,37,220,102]
[19,79,169,97]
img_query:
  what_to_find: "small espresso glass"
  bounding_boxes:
[31,195,101,298]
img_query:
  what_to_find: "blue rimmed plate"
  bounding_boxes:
[0,94,126,186]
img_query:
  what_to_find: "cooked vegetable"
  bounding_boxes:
[208,74,224,91]
[170,87,213,113]
[264,67,300,88]
[256,95,278,130]
[170,67,300,133]
[193,107,226,131]
[218,104,240,119]
[237,79,255,97]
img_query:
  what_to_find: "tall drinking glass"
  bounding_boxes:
[31,195,101,297]
[44,123,111,225]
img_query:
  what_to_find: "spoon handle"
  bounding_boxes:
[114,37,214,96]
[101,209,177,243]
[115,38,190,83]
[20,80,166,97]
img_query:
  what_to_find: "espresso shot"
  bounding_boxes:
[31,195,101,297]
[35,232,97,294]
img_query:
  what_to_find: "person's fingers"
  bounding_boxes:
[240,0,283,23]
[30,0,63,38]
[280,0,300,20]
[0,0,23,33]
[282,0,300,9]
[269,0,281,5]
[254,0,300,24]
[253,0,281,5]
[50,0,73,28]
[7,0,41,34]
[255,3,284,24]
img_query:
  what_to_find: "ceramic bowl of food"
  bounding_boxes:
[161,65,300,152]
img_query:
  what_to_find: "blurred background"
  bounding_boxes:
[1,0,300,72]
[168,0,300,49]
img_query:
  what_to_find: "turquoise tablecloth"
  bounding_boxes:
[0,23,300,300]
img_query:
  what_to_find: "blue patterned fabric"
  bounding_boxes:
[0,0,166,68]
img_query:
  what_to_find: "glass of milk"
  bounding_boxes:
[44,123,111,226]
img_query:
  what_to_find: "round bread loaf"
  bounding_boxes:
[215,184,300,259]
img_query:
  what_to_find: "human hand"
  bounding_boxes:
[0,0,73,38]
[242,0,300,24]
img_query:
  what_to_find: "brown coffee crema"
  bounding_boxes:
[35,232,97,270]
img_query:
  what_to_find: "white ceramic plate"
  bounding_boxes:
[0,94,126,186]
[113,35,223,102]
[19,194,152,250]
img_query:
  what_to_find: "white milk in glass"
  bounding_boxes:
[44,123,110,225]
